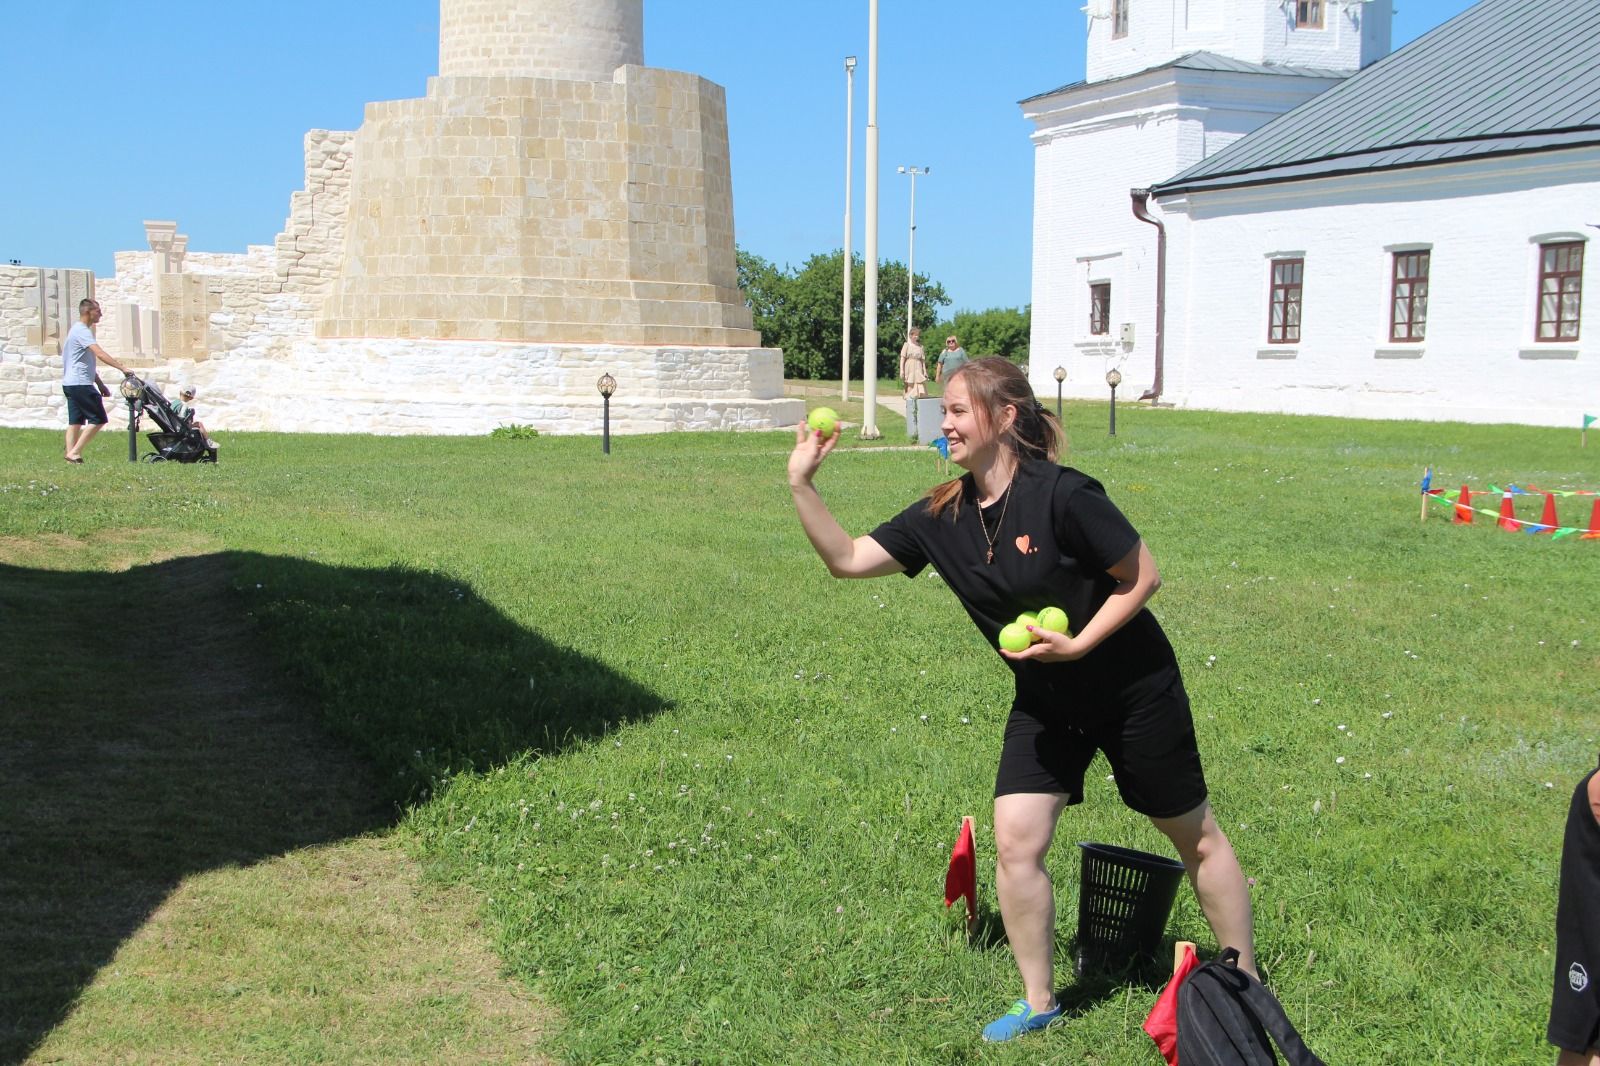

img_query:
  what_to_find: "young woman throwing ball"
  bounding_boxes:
[787,357,1255,1043]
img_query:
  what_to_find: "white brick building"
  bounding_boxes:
[1023,0,1598,426]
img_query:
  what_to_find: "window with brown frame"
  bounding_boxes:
[1295,0,1323,28]
[1268,258,1303,344]
[1089,282,1111,335]
[1112,0,1129,38]
[1390,251,1429,342]
[1537,242,1584,342]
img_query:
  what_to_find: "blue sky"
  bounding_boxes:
[2,0,1474,312]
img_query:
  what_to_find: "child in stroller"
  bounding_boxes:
[131,377,219,463]
[170,386,218,450]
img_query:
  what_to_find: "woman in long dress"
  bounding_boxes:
[899,327,928,399]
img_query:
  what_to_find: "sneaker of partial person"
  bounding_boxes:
[981,999,1062,1042]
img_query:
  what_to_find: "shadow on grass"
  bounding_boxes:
[964,904,1185,1019]
[0,551,667,1063]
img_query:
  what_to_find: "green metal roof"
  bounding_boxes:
[1151,0,1600,197]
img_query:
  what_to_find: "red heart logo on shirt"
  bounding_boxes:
[1015,534,1031,555]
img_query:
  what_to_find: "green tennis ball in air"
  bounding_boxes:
[807,407,840,438]
[1037,606,1070,635]
[998,623,1032,653]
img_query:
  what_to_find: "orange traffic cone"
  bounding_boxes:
[1536,493,1559,533]
[1498,492,1520,531]
[1453,485,1472,524]
[1583,498,1600,540]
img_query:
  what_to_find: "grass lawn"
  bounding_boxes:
[2,405,1596,1064]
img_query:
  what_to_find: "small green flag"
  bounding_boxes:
[1585,413,1597,429]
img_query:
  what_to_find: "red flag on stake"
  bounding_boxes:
[944,816,977,925]
[1498,492,1520,531]
[1453,485,1472,524]
[1142,940,1200,1066]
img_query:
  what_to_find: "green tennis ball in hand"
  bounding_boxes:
[1037,606,1070,635]
[807,407,840,438]
[1016,612,1043,642]
[998,623,1032,653]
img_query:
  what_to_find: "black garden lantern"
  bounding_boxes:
[597,372,616,455]
[119,375,143,463]
[1105,368,1122,437]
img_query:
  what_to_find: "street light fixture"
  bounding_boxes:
[597,372,616,455]
[1106,367,1122,437]
[119,375,143,463]
[896,165,929,343]
[1052,365,1066,422]
[841,55,856,405]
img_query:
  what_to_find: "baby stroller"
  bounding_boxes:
[127,377,218,464]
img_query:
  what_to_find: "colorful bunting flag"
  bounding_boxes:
[1423,474,1600,538]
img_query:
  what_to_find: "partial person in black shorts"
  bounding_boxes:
[1550,758,1600,1065]
[787,357,1255,1043]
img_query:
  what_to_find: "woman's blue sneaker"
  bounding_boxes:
[981,999,1063,1042]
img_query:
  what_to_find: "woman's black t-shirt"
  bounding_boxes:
[869,459,1179,715]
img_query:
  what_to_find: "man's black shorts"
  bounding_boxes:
[1550,764,1600,1054]
[62,385,108,426]
[994,669,1208,819]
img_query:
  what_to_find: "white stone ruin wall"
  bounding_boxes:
[0,266,96,428]
[275,130,356,300]
[195,337,794,435]
[91,252,158,355]
[97,132,354,365]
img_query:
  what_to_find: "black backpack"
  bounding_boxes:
[1176,948,1327,1066]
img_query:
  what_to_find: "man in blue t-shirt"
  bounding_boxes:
[61,298,135,463]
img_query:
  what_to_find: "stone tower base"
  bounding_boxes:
[130,339,802,436]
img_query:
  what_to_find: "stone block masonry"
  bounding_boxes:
[0,0,798,436]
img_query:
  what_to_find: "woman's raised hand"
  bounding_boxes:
[787,421,840,488]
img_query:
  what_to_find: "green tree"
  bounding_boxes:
[736,249,786,342]
[932,306,1032,366]
[735,247,951,379]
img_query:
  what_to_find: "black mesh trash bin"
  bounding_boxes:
[1074,842,1187,976]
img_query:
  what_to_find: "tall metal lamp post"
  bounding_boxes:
[896,165,929,340]
[1106,368,1122,437]
[597,372,616,455]
[120,375,143,463]
[841,55,856,404]
[1053,366,1066,421]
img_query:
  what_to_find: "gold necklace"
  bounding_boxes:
[976,477,1014,565]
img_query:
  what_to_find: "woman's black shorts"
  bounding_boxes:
[62,385,108,426]
[994,669,1208,819]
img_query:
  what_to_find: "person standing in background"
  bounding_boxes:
[900,327,928,400]
[61,298,135,463]
[936,334,968,384]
